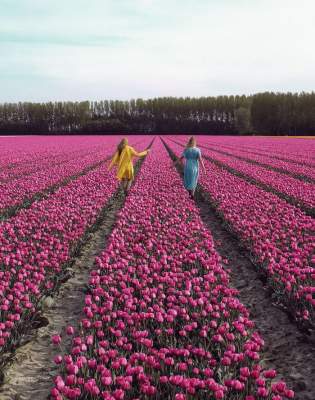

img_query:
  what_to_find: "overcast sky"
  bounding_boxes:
[1,0,314,102]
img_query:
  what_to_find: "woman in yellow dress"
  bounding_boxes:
[108,138,150,193]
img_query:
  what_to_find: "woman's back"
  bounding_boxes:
[184,147,200,160]
[176,137,205,198]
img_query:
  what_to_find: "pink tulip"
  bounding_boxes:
[51,335,62,345]
[66,325,75,335]
[53,355,63,365]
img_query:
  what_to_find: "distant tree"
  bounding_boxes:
[0,92,315,135]
[234,106,252,134]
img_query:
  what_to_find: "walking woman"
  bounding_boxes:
[176,136,205,198]
[108,138,150,193]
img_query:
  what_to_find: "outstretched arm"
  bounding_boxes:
[131,148,150,157]
[199,155,206,173]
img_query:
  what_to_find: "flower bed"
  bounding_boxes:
[0,162,119,354]
[165,139,315,325]
[168,137,315,213]
[0,135,151,355]
[197,136,315,168]
[0,136,143,215]
[0,141,104,182]
[51,139,293,399]
[198,140,315,181]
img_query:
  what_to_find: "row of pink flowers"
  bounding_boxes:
[0,141,109,182]
[51,138,293,399]
[166,139,314,324]
[0,136,120,174]
[0,136,136,213]
[0,136,150,354]
[169,137,315,211]
[197,138,315,181]
[196,136,315,168]
[0,136,62,170]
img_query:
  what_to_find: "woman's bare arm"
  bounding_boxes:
[131,147,150,157]
[200,155,206,173]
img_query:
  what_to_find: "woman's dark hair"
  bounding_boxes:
[117,138,128,156]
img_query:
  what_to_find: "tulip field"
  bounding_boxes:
[164,137,315,323]
[0,135,314,400]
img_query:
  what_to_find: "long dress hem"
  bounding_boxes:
[183,147,201,190]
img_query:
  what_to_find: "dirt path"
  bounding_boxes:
[163,139,315,400]
[0,187,126,400]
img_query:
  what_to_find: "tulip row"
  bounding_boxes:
[0,136,117,172]
[198,136,315,167]
[51,138,293,400]
[202,153,315,212]
[0,143,108,182]
[0,136,140,215]
[165,139,315,324]
[0,136,150,355]
[167,137,315,212]
[0,149,109,214]
[0,136,62,169]
[198,140,315,181]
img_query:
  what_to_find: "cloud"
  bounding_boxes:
[0,0,314,101]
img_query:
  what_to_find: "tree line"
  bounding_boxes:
[0,92,314,135]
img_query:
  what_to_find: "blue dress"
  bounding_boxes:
[182,147,201,190]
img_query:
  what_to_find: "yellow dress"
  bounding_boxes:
[109,145,148,180]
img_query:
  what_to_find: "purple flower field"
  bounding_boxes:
[0,135,314,400]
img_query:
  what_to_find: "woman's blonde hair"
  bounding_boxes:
[186,136,196,148]
[117,137,128,156]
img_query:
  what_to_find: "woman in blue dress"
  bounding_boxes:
[176,136,206,199]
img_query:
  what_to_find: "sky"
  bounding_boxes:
[0,0,314,102]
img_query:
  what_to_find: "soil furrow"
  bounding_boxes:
[0,189,125,400]
[195,192,315,400]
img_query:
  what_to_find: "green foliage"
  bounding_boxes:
[234,106,252,134]
[251,92,315,135]
[0,92,314,135]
